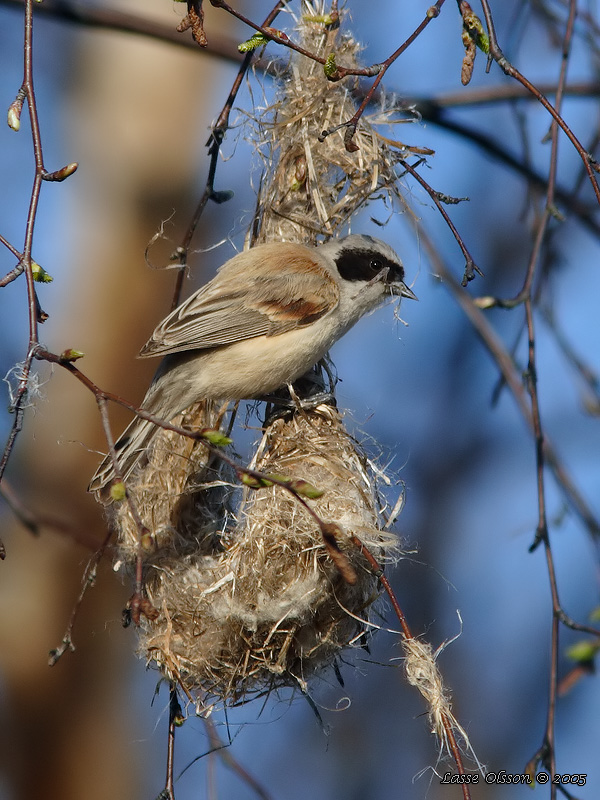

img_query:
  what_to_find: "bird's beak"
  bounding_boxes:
[391,281,418,301]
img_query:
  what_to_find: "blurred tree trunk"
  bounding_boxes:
[0,2,229,797]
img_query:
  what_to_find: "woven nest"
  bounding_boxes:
[130,403,400,705]
[102,3,409,709]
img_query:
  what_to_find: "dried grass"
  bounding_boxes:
[251,2,412,245]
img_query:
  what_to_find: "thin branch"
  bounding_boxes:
[0,350,34,482]
[479,0,600,208]
[168,0,288,309]
[95,393,155,626]
[541,307,600,408]
[416,231,600,541]
[0,0,78,477]
[0,480,101,550]
[518,3,577,791]
[161,684,180,800]
[32,345,357,584]
[319,1,447,149]
[21,0,44,346]
[0,0,243,61]
[400,158,482,285]
[202,717,274,800]
[208,0,382,78]
[406,101,600,240]
[48,524,114,665]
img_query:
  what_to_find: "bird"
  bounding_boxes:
[89,234,416,497]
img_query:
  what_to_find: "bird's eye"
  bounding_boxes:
[370,258,383,272]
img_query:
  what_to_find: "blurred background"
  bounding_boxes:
[0,1,599,798]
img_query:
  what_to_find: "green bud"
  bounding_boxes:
[302,14,335,25]
[463,9,489,53]
[324,52,338,78]
[238,32,269,52]
[140,532,155,552]
[31,261,53,283]
[59,349,85,362]
[566,640,599,663]
[263,473,289,486]
[240,473,268,489]
[110,481,126,502]
[289,479,324,499]
[173,711,186,727]
[201,429,232,447]
[473,296,496,309]
[42,162,79,182]
[7,101,21,132]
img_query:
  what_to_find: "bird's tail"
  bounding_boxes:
[88,415,159,503]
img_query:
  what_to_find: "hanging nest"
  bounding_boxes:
[136,402,400,705]
[100,2,410,710]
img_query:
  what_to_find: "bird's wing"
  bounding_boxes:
[139,251,339,358]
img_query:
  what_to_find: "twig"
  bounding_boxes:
[168,0,288,309]
[95,394,155,625]
[208,0,381,78]
[0,350,34,482]
[319,1,447,149]
[541,307,600,407]
[518,4,578,792]
[400,158,481,285]
[0,480,100,551]
[479,0,600,208]
[415,230,600,542]
[0,0,243,62]
[405,100,600,240]
[202,717,274,800]
[48,524,114,665]
[32,344,357,585]
[0,0,78,478]
[160,684,181,800]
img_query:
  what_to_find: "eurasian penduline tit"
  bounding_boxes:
[89,234,416,497]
